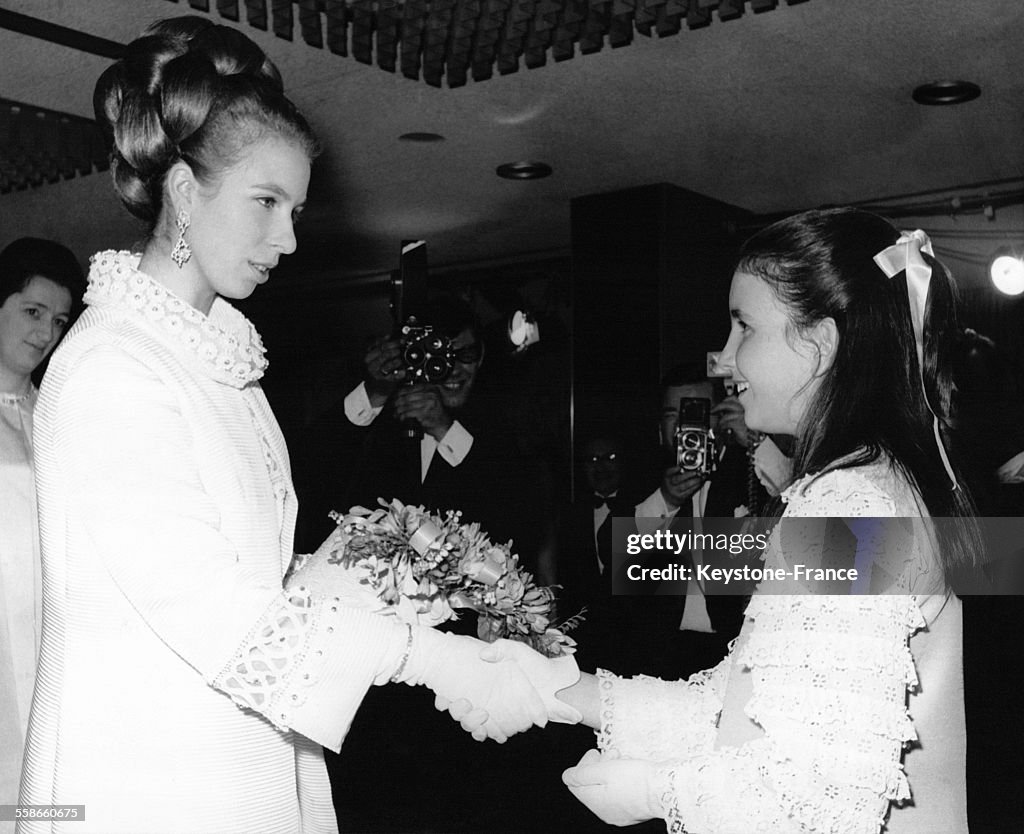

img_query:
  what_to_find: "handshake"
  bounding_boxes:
[388,627,583,743]
[292,528,583,743]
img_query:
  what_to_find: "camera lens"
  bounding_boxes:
[423,356,452,382]
[680,431,702,450]
[399,326,455,383]
[680,450,701,469]
[404,343,425,366]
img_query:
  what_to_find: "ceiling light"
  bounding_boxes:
[496,161,552,180]
[398,132,445,142]
[911,80,981,106]
[989,249,1024,296]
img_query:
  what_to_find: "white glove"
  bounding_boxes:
[441,696,492,739]
[477,638,582,724]
[562,749,665,826]
[394,627,548,743]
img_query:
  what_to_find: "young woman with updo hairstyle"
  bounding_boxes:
[532,208,984,833]
[20,17,580,834]
[0,238,83,826]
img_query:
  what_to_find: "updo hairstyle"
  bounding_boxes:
[738,207,978,571]
[93,16,318,226]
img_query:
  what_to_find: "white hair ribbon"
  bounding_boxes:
[873,229,933,369]
[873,229,958,489]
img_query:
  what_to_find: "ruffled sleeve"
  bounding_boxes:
[653,594,924,834]
[600,465,934,834]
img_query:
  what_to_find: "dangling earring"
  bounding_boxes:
[171,208,192,268]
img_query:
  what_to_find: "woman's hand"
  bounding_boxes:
[562,749,665,826]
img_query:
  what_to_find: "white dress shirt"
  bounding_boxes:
[344,381,474,481]
[634,454,729,634]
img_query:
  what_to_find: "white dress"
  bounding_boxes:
[0,389,41,828]
[20,252,410,834]
[596,460,966,834]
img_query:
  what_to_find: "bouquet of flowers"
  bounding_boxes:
[292,499,580,658]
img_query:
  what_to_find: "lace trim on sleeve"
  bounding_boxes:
[656,741,796,834]
[655,595,926,834]
[595,659,729,762]
[213,587,332,731]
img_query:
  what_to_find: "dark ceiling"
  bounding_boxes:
[0,0,1022,289]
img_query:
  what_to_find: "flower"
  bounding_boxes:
[305,499,580,657]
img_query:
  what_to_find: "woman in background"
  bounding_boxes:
[0,237,83,821]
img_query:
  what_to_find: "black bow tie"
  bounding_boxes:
[593,494,613,509]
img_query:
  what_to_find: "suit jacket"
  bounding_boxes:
[556,490,639,620]
[555,488,660,675]
[298,390,567,834]
[294,390,551,575]
[697,444,766,638]
[620,445,767,667]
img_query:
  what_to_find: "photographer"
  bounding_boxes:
[297,295,552,559]
[635,361,767,676]
[640,363,757,522]
[294,294,564,832]
[345,304,483,474]
[340,296,550,560]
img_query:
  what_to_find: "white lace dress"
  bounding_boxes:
[596,460,966,834]
[20,252,409,834]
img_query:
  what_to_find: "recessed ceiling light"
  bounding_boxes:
[398,132,445,142]
[496,161,552,180]
[911,80,981,106]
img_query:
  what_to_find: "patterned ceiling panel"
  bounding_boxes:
[167,0,810,88]
[0,98,110,195]
[0,0,809,193]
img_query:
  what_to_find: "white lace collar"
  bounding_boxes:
[85,250,268,388]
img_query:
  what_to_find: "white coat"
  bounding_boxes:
[20,252,405,834]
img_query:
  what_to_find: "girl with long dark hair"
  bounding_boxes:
[545,208,980,833]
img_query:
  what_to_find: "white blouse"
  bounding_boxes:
[0,388,40,814]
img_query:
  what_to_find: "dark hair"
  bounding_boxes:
[661,361,726,401]
[422,294,482,342]
[738,207,979,572]
[0,237,86,316]
[93,16,318,226]
[580,432,623,456]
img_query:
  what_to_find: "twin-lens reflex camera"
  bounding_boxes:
[675,396,716,479]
